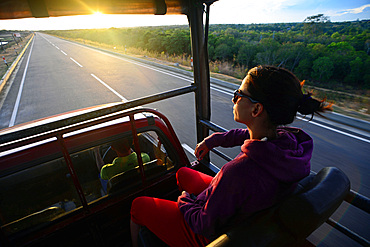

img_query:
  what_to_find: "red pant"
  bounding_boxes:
[130,167,214,247]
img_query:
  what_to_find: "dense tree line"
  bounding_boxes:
[45,19,370,90]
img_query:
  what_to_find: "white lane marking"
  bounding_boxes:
[90,74,128,102]
[39,34,370,144]
[117,58,193,83]
[8,38,35,127]
[296,116,370,144]
[42,33,193,83]
[61,50,67,56]
[98,50,194,83]
[70,57,83,67]
[60,38,194,83]
[55,46,60,50]
[211,85,234,95]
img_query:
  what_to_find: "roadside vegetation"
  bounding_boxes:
[0,31,32,80]
[43,17,370,119]
[3,16,369,119]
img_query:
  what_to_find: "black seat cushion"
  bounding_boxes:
[278,167,350,239]
[209,167,350,247]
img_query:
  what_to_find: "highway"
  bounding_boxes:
[0,33,369,246]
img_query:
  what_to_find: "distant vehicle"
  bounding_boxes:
[0,0,368,246]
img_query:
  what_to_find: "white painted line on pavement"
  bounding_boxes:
[39,34,370,144]
[62,38,194,83]
[211,85,234,95]
[9,38,35,127]
[70,57,83,67]
[61,50,67,56]
[99,50,194,83]
[117,57,194,83]
[90,74,128,102]
[296,116,370,144]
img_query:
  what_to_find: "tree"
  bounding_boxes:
[327,42,355,80]
[327,41,355,56]
[254,38,279,65]
[345,57,363,85]
[214,43,233,61]
[311,56,334,81]
[303,14,330,36]
[295,58,312,80]
[275,42,306,70]
[363,57,370,89]
[165,29,190,55]
[236,41,257,69]
[307,43,326,58]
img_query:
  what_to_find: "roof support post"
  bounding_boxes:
[187,1,211,160]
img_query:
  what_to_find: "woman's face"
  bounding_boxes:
[233,76,256,125]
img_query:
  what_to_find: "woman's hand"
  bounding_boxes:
[182,191,190,197]
[194,140,210,161]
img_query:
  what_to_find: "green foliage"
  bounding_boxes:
[346,57,363,85]
[303,14,330,36]
[312,57,334,81]
[43,19,370,89]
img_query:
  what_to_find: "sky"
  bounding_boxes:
[0,0,369,30]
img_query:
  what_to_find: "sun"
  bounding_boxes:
[92,11,104,16]
[84,12,114,29]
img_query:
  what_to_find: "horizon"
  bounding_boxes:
[0,0,369,31]
[2,18,370,32]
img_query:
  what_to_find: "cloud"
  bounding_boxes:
[335,4,370,16]
[210,0,305,24]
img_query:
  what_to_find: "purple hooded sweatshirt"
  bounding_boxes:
[177,127,312,240]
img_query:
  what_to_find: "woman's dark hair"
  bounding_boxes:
[245,65,332,125]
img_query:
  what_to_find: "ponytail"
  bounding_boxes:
[245,65,332,125]
[297,92,333,118]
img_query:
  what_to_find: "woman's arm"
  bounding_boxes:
[206,128,249,148]
[195,129,249,160]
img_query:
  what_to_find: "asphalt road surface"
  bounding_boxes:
[0,33,369,246]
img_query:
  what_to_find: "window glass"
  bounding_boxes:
[0,129,178,235]
[69,147,104,202]
[95,130,177,195]
[0,157,81,235]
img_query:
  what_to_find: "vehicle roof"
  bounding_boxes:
[0,0,218,19]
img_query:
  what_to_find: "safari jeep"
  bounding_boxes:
[0,0,369,246]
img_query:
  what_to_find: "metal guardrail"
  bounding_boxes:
[199,118,370,246]
[0,85,197,150]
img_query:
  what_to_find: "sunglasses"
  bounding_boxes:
[233,90,259,104]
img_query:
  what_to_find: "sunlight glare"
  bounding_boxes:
[92,11,104,16]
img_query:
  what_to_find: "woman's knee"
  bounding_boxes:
[176,167,192,191]
[177,167,213,194]
[131,196,153,224]
[176,167,191,179]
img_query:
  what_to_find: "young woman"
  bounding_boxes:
[130,65,331,247]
